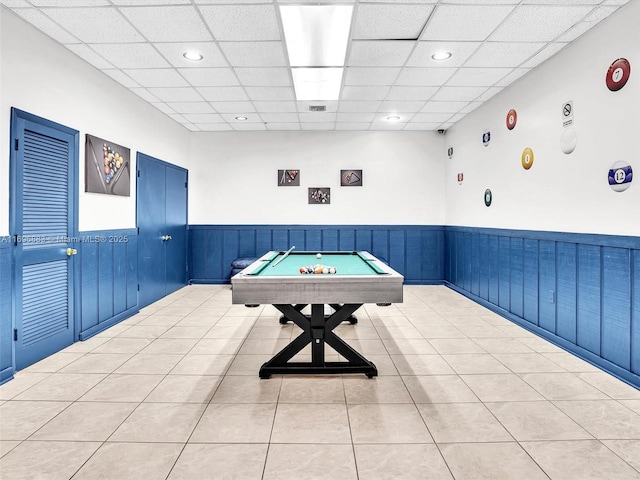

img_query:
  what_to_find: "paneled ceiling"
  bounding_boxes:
[0,0,629,132]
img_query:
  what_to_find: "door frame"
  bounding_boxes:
[9,108,80,369]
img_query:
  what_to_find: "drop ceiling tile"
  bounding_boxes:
[430,86,487,101]
[252,101,298,113]
[337,112,376,123]
[123,68,189,88]
[147,87,203,102]
[521,43,567,68]
[601,0,629,5]
[395,67,457,86]
[380,100,426,112]
[102,69,140,88]
[195,123,233,131]
[13,8,80,43]
[199,4,280,41]
[490,5,595,42]
[386,86,438,101]
[522,0,600,4]
[2,0,34,6]
[440,0,519,4]
[220,113,261,122]
[260,113,299,123]
[301,123,335,131]
[421,101,469,113]
[195,0,272,3]
[41,7,145,43]
[151,102,175,115]
[494,68,530,86]
[556,6,619,42]
[421,5,515,41]
[178,68,239,87]
[372,112,413,121]
[212,102,257,114]
[278,0,354,3]
[130,88,160,102]
[411,112,453,123]
[347,40,415,67]
[234,68,291,87]
[233,123,267,131]
[219,42,287,67]
[406,41,481,68]
[183,113,224,123]
[341,86,390,101]
[334,123,372,130]
[266,123,301,131]
[154,42,229,68]
[119,6,212,42]
[196,86,249,101]
[166,102,215,114]
[464,42,546,68]
[299,112,337,123]
[90,43,170,69]
[112,0,191,4]
[245,87,295,101]
[370,121,406,130]
[404,123,441,130]
[352,4,434,40]
[66,44,114,69]
[361,0,435,3]
[476,87,503,101]
[30,0,109,4]
[337,101,382,112]
[344,67,401,85]
[446,68,513,87]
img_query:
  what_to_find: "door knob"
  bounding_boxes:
[66,248,77,256]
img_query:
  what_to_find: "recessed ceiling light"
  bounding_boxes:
[431,51,452,61]
[183,50,203,61]
[386,115,401,121]
[235,116,248,121]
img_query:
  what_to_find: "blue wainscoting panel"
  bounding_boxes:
[577,244,601,356]
[602,247,631,370]
[190,225,445,285]
[78,229,139,340]
[0,241,14,384]
[444,226,640,389]
[556,242,577,344]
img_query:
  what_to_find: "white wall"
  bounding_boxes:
[444,1,639,236]
[187,130,446,225]
[0,7,190,235]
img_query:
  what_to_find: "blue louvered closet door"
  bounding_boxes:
[11,109,78,370]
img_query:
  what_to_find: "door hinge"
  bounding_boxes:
[13,329,18,341]
[137,284,140,291]
[137,227,140,235]
[14,139,19,150]
[13,234,18,246]
[185,181,188,188]
[137,170,140,177]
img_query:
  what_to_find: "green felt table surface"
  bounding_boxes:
[250,251,384,276]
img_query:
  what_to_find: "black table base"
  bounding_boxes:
[278,304,357,324]
[259,303,377,379]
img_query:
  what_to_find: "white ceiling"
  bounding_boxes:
[0,0,629,132]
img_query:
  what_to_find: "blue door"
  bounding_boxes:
[137,154,188,307]
[10,109,79,370]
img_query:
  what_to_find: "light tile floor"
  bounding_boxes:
[1,285,640,480]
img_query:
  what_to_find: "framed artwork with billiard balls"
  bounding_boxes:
[278,169,299,186]
[85,134,131,196]
[341,170,362,186]
[309,188,330,204]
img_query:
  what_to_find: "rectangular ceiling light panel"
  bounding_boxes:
[280,5,353,67]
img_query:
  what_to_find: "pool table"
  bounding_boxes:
[231,250,404,378]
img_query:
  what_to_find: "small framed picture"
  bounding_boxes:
[278,169,300,186]
[309,187,330,204]
[341,169,362,186]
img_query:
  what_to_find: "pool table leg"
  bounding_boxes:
[278,304,307,324]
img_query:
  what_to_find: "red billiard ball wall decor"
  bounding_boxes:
[85,134,131,196]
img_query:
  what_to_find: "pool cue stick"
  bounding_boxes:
[272,246,295,267]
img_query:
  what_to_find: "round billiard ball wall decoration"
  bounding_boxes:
[606,58,630,91]
[448,146,454,159]
[482,130,491,147]
[608,161,633,192]
[506,109,517,130]
[521,147,534,170]
[457,172,464,185]
[561,127,577,154]
[484,189,492,207]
